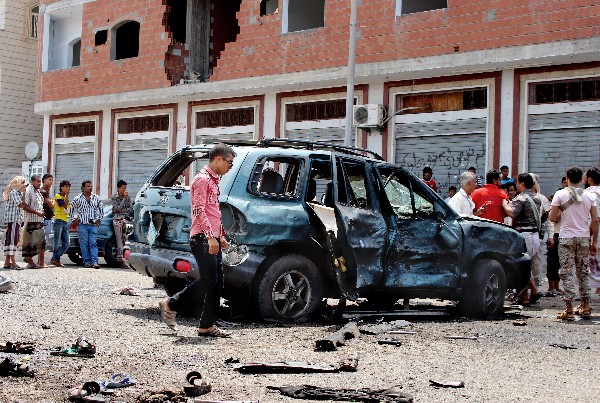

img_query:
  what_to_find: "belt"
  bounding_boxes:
[516,228,538,233]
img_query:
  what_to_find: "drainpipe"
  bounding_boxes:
[344,0,358,147]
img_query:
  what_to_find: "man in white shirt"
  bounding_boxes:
[585,167,600,295]
[550,166,598,321]
[448,171,486,217]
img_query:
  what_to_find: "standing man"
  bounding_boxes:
[550,166,597,320]
[471,169,509,223]
[21,175,46,269]
[502,173,543,305]
[444,186,457,204]
[69,180,104,269]
[468,166,483,188]
[448,171,487,217]
[421,166,438,192]
[111,180,133,267]
[50,180,71,267]
[500,165,515,186]
[159,143,236,338]
[39,174,55,267]
[585,167,600,295]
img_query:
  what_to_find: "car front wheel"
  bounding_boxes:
[103,237,120,267]
[457,259,506,318]
[255,254,324,323]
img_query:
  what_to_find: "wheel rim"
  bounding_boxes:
[484,273,500,313]
[271,270,312,319]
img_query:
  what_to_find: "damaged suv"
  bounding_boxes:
[127,139,530,322]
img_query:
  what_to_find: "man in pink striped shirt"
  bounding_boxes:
[159,143,236,337]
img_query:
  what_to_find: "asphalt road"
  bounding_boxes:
[1,262,599,402]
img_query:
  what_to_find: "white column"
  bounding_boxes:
[499,69,514,169]
[263,93,277,138]
[366,82,384,157]
[98,108,112,199]
[175,101,188,150]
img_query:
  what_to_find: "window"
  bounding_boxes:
[42,5,83,71]
[286,99,347,122]
[249,157,303,198]
[336,158,370,210]
[284,0,324,33]
[30,5,39,38]
[378,168,434,217]
[397,0,447,16]
[69,38,81,67]
[196,108,254,129]
[112,21,140,60]
[397,88,487,114]
[260,0,278,16]
[94,30,107,46]
[118,115,169,134]
[529,78,600,104]
[55,121,96,138]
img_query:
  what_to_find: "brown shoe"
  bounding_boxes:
[557,309,574,321]
[198,325,230,338]
[159,298,177,329]
[574,304,592,319]
[50,259,64,267]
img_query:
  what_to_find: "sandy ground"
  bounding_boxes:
[1,261,600,402]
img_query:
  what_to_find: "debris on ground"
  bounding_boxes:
[444,335,479,340]
[359,320,412,335]
[111,286,141,296]
[389,330,417,335]
[429,380,465,388]
[513,319,527,326]
[135,390,187,403]
[0,341,35,354]
[377,339,402,346]
[343,309,448,320]
[549,343,577,349]
[0,357,35,377]
[233,358,358,374]
[183,371,211,397]
[50,336,96,358]
[315,322,360,352]
[0,275,14,292]
[267,384,413,402]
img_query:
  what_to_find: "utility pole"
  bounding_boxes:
[344,0,358,147]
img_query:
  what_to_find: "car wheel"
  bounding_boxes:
[67,250,84,266]
[255,254,324,323]
[103,237,120,267]
[457,259,506,318]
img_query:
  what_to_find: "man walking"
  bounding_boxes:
[21,175,46,269]
[550,166,598,320]
[50,180,71,267]
[69,180,104,268]
[159,143,236,338]
[39,174,55,267]
[471,169,508,223]
[111,180,133,267]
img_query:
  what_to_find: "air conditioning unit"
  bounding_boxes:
[353,104,385,128]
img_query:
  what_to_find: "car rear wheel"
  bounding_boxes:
[457,259,506,318]
[103,237,120,267]
[255,254,324,323]
[67,250,84,266]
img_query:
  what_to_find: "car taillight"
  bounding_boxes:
[123,249,131,260]
[174,259,192,273]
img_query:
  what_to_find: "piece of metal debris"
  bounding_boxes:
[232,357,358,374]
[343,309,448,320]
[267,384,413,402]
[315,322,360,352]
[512,319,527,326]
[444,335,478,340]
[389,330,417,335]
[377,338,402,346]
[429,380,465,388]
[549,343,577,350]
[359,320,412,335]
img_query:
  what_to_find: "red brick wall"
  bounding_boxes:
[165,41,188,85]
[39,0,600,102]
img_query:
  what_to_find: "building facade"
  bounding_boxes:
[0,0,43,173]
[35,0,600,198]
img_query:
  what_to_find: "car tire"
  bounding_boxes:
[67,250,84,266]
[103,237,120,267]
[255,254,324,323]
[457,259,506,318]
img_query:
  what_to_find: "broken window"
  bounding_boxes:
[69,38,81,67]
[286,99,347,122]
[167,0,187,43]
[285,0,324,33]
[529,78,600,104]
[336,158,370,210]
[398,0,447,16]
[112,21,140,60]
[196,108,254,129]
[94,30,107,46]
[55,121,96,138]
[249,157,303,198]
[260,0,278,16]
[30,5,39,38]
[117,115,170,134]
[397,88,487,114]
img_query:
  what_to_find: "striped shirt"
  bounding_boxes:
[24,185,44,223]
[69,193,104,224]
[3,188,23,224]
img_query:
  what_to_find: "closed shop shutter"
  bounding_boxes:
[528,111,600,196]
[118,138,168,196]
[194,131,254,173]
[286,127,356,146]
[54,143,95,191]
[395,117,487,193]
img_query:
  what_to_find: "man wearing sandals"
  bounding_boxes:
[21,175,47,269]
[159,143,236,338]
[550,166,598,321]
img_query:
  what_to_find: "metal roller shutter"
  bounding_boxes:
[286,127,356,146]
[395,118,487,193]
[54,143,95,191]
[528,111,600,196]
[118,138,168,196]
[194,131,255,173]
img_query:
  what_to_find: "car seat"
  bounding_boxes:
[322,182,334,207]
[259,170,284,194]
[306,178,317,202]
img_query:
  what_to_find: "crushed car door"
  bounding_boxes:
[309,156,387,300]
[375,164,462,292]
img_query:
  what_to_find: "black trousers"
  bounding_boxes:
[546,233,560,281]
[168,235,223,328]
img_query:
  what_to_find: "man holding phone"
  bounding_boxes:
[69,180,104,268]
[471,169,509,223]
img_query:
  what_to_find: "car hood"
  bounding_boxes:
[459,215,527,257]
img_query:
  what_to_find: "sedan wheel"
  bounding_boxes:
[271,270,312,319]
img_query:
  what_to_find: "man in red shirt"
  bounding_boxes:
[159,143,236,337]
[471,169,508,223]
[421,166,438,193]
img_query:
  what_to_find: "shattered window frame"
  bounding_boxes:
[248,156,304,199]
[336,157,371,210]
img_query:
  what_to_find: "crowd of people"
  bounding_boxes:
[1,175,133,270]
[422,165,600,321]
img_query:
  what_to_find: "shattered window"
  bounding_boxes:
[336,158,370,210]
[249,157,303,198]
[379,169,413,218]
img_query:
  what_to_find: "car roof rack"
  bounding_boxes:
[257,138,384,161]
